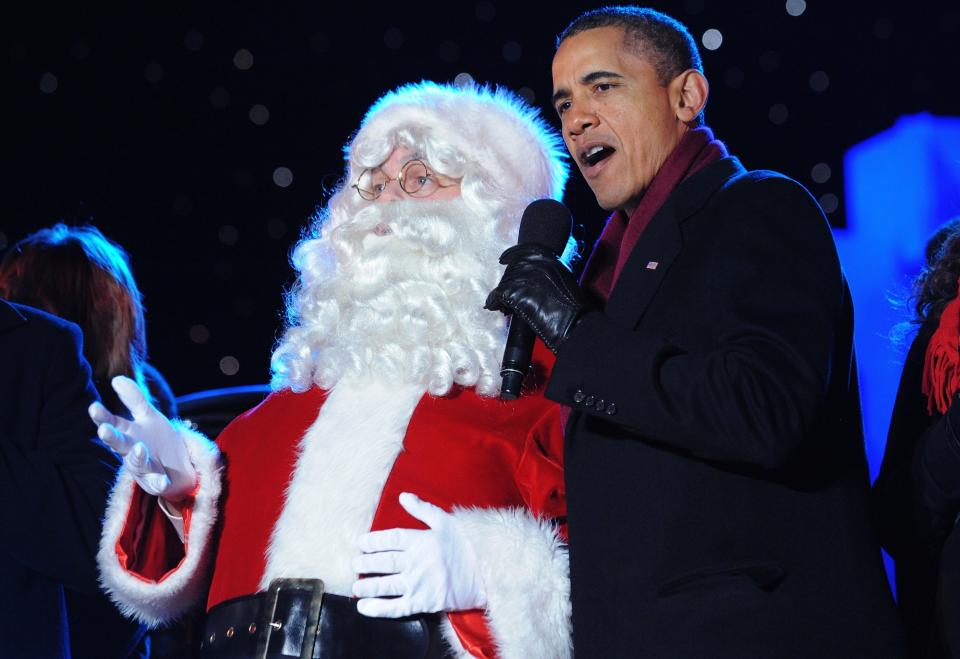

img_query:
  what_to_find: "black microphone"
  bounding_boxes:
[500,198,573,400]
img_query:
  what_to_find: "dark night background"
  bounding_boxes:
[5,0,957,395]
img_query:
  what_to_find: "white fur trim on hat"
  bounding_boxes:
[347,81,569,234]
[97,422,222,627]
[443,506,572,659]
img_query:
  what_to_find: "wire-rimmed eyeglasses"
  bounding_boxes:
[351,159,458,201]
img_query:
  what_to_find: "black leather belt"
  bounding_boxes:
[199,578,450,659]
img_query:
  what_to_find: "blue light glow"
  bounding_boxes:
[836,113,960,594]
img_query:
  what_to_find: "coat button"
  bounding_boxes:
[605,402,617,415]
[573,389,585,403]
[595,399,605,411]
[584,394,595,406]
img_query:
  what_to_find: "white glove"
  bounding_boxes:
[88,375,197,501]
[351,492,487,618]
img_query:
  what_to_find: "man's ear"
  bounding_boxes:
[671,69,709,124]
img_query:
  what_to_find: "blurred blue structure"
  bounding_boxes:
[837,113,960,483]
[836,114,960,593]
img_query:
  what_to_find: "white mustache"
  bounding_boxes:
[336,199,468,257]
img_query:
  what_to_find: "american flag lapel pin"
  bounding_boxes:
[646,261,659,270]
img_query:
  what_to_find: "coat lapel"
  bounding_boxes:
[603,157,745,326]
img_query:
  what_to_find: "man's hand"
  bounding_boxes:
[485,244,589,353]
[352,493,487,618]
[88,375,197,501]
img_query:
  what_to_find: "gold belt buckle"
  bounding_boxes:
[255,578,325,659]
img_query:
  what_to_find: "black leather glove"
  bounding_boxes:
[484,244,590,353]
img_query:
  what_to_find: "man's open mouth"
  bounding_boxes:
[581,144,616,167]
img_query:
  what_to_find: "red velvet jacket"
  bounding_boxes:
[105,347,566,657]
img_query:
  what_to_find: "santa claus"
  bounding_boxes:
[89,81,572,658]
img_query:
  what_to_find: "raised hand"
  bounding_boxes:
[88,375,197,501]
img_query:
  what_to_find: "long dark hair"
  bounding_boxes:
[0,223,149,413]
[913,218,960,326]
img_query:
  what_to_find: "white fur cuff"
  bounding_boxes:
[449,507,572,659]
[97,422,222,627]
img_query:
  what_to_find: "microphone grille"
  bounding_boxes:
[517,198,572,256]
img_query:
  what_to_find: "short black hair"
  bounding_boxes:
[557,6,703,86]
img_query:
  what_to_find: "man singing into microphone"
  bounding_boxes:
[487,6,905,657]
[90,82,572,658]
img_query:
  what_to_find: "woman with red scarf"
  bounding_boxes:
[875,219,960,658]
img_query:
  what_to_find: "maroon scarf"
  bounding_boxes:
[580,126,728,305]
[559,127,727,429]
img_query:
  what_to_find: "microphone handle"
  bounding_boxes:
[500,319,537,400]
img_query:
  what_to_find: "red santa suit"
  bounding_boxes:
[97,344,569,658]
[97,79,572,659]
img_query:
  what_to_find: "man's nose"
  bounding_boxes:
[567,107,596,137]
[375,178,404,203]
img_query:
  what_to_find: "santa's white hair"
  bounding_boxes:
[270,81,569,396]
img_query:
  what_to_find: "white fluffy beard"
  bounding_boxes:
[272,197,510,397]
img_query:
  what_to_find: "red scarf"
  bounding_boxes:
[922,279,960,415]
[580,126,728,305]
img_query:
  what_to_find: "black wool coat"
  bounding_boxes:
[0,300,122,658]
[547,157,906,657]
[874,321,960,658]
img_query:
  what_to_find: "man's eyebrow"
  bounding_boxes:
[551,87,570,107]
[582,70,624,84]
[552,71,625,106]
